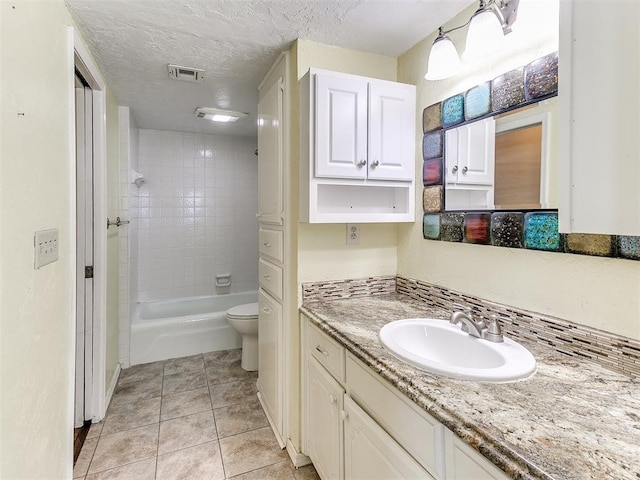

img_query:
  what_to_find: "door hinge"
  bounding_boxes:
[85,266,94,278]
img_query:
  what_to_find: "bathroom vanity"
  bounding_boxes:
[300,291,640,480]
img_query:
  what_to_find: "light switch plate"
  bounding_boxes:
[35,228,58,269]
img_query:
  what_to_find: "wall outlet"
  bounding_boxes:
[34,228,58,269]
[346,224,360,245]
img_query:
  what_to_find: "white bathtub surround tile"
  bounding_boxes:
[136,129,258,302]
[160,387,212,421]
[85,458,156,480]
[213,398,268,439]
[164,354,205,376]
[156,441,225,480]
[158,410,218,455]
[88,424,159,474]
[102,397,161,436]
[218,427,288,478]
[162,370,207,396]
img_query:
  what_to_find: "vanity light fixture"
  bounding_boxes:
[425,0,520,81]
[194,107,248,123]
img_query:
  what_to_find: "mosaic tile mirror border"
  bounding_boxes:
[421,51,640,262]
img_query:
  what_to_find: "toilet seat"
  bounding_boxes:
[227,302,259,319]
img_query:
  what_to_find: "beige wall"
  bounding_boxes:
[0,1,75,477]
[106,89,121,391]
[396,0,640,341]
[294,39,400,294]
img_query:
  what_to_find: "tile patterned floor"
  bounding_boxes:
[74,349,319,480]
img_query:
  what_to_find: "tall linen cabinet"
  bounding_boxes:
[256,52,291,449]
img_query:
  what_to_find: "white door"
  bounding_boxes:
[74,74,94,428]
[368,81,415,181]
[307,357,344,480]
[257,76,283,225]
[315,73,368,179]
[343,396,434,480]
[257,289,283,444]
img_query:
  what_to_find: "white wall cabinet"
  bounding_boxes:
[300,68,416,223]
[445,118,495,186]
[302,316,510,480]
[559,0,640,235]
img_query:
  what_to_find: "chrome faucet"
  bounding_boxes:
[450,304,505,343]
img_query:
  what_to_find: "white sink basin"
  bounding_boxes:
[379,318,536,383]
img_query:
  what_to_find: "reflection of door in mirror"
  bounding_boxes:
[494,124,542,209]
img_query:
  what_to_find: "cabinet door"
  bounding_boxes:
[446,119,495,185]
[444,429,509,480]
[307,356,344,480]
[258,289,282,440]
[343,396,434,480]
[368,81,415,181]
[257,76,283,225]
[315,73,368,179]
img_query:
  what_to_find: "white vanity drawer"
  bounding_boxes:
[259,258,282,302]
[259,228,283,263]
[346,352,445,480]
[308,323,345,383]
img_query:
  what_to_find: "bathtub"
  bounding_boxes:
[131,291,257,365]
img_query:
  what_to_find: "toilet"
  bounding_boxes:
[226,302,259,371]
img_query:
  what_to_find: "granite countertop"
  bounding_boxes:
[300,294,640,480]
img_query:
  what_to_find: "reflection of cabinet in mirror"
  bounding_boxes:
[444,98,557,211]
[445,118,495,210]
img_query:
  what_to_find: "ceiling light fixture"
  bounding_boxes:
[194,107,248,123]
[425,0,520,81]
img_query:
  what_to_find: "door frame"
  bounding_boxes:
[70,27,108,422]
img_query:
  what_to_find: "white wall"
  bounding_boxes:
[396,0,640,341]
[0,1,75,477]
[134,129,258,301]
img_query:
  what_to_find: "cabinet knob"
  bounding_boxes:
[371,160,379,167]
[357,159,367,167]
[340,410,349,421]
[462,166,468,174]
[315,345,329,357]
[452,165,458,174]
[329,395,337,405]
[263,274,271,281]
[263,242,271,247]
[262,307,272,314]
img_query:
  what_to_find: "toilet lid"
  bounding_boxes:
[227,302,259,318]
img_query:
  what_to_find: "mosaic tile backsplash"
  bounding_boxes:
[302,276,640,378]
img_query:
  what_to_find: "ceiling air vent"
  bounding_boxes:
[168,64,204,83]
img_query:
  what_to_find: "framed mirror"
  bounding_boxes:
[444,98,558,211]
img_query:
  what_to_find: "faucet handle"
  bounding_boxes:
[452,303,472,313]
[483,314,505,343]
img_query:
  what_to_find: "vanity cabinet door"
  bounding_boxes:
[343,396,434,480]
[307,356,345,480]
[444,429,509,480]
[315,73,368,180]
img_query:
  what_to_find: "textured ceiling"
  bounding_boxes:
[66,0,473,136]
